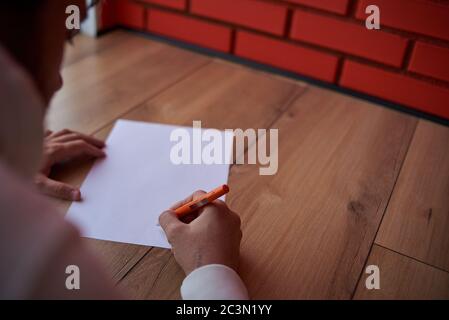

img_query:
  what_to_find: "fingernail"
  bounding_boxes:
[72,190,81,201]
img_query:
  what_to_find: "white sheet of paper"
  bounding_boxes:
[66,120,233,248]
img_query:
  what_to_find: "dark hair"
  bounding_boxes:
[0,1,99,9]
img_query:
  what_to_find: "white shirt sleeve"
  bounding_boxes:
[181,264,249,300]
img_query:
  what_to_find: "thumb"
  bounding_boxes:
[36,175,81,201]
[159,210,184,236]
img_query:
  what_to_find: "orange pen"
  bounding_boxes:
[175,184,230,218]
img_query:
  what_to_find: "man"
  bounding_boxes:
[0,1,248,299]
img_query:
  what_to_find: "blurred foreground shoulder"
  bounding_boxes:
[0,161,119,299]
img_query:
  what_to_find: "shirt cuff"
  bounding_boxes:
[181,264,249,300]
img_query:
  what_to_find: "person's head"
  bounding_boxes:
[0,0,87,105]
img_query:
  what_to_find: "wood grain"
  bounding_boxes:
[376,120,449,271]
[117,250,183,300]
[108,61,305,297]
[63,31,129,67]
[48,58,304,291]
[47,32,210,133]
[226,87,417,299]
[114,60,303,130]
[46,32,212,284]
[46,30,449,299]
[354,245,449,299]
[121,85,417,299]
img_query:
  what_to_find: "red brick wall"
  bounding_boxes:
[101,0,449,120]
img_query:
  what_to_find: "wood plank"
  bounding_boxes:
[63,31,129,67]
[47,32,211,134]
[110,61,305,297]
[116,60,303,130]
[118,86,418,299]
[86,240,151,283]
[117,250,183,300]
[354,245,449,299]
[376,120,449,271]
[48,59,304,289]
[224,87,417,299]
[50,60,303,211]
[45,31,212,283]
[44,30,435,299]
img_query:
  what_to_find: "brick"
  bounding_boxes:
[356,0,449,42]
[141,0,185,10]
[147,9,231,52]
[100,0,117,29]
[285,0,349,15]
[291,10,408,67]
[409,42,449,83]
[191,0,287,36]
[235,31,338,82]
[115,0,145,29]
[340,60,449,119]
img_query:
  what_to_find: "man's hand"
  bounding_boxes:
[34,129,106,201]
[159,191,242,275]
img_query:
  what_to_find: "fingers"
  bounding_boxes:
[55,133,105,148]
[180,211,199,224]
[169,190,206,210]
[49,129,105,148]
[211,199,228,210]
[36,129,104,201]
[169,191,230,224]
[35,174,81,201]
[44,130,53,137]
[192,199,239,224]
[54,139,106,163]
[159,210,185,237]
[67,139,106,157]
[192,190,207,200]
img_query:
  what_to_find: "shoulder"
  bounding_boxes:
[0,161,80,299]
[0,45,44,176]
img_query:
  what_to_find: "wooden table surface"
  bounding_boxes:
[47,30,449,299]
